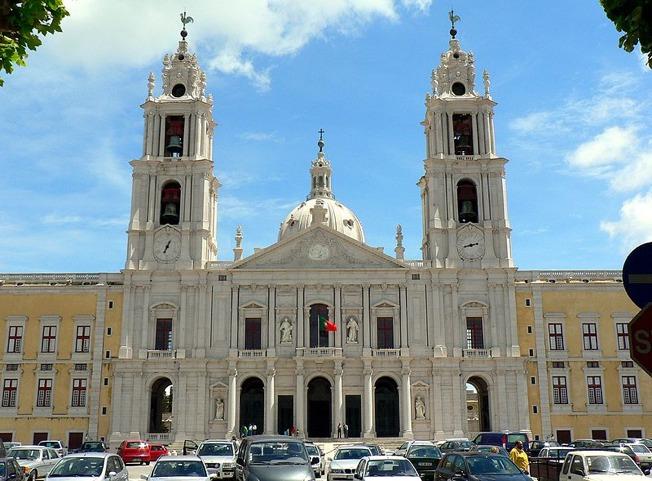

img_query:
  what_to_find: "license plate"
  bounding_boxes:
[419,462,433,467]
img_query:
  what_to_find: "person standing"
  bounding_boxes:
[509,441,529,474]
[337,423,342,438]
[343,424,349,438]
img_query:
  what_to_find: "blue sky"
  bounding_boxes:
[0,0,650,273]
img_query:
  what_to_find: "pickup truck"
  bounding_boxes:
[37,441,67,458]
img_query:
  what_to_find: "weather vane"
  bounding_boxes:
[180,11,194,39]
[448,10,460,38]
[318,129,325,153]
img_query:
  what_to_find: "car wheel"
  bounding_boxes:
[29,471,37,481]
[146,461,150,465]
[140,460,144,466]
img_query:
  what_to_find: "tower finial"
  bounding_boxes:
[317,128,325,153]
[448,10,460,39]
[180,11,194,39]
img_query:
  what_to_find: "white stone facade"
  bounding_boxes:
[109,32,531,445]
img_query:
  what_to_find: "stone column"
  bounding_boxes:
[334,361,343,433]
[158,114,166,156]
[268,285,276,351]
[401,363,413,438]
[363,362,374,437]
[334,285,342,348]
[141,286,150,351]
[295,362,305,435]
[226,364,237,437]
[265,363,276,434]
[362,285,371,348]
[182,113,190,157]
[297,286,305,349]
[399,286,408,348]
[179,285,188,348]
[230,286,239,349]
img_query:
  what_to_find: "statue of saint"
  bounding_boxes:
[280,317,293,343]
[215,398,224,420]
[346,317,359,344]
[415,396,426,420]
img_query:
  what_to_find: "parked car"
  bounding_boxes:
[144,456,215,481]
[149,446,171,463]
[0,457,26,481]
[328,446,373,481]
[305,442,325,478]
[393,442,418,458]
[438,440,475,453]
[537,446,574,463]
[8,446,60,481]
[37,443,66,459]
[624,444,652,472]
[45,452,128,481]
[434,452,531,481]
[359,445,383,457]
[471,432,530,452]
[527,440,558,457]
[233,435,316,481]
[3,443,19,453]
[196,440,236,480]
[559,450,645,480]
[470,445,509,457]
[404,443,442,481]
[117,440,151,465]
[569,439,605,449]
[79,442,108,453]
[353,456,420,480]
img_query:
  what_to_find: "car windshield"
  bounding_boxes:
[126,442,147,449]
[475,446,507,456]
[630,445,650,454]
[334,448,371,460]
[408,446,441,458]
[365,459,418,477]
[586,455,641,475]
[8,449,40,460]
[248,442,309,465]
[467,456,522,475]
[507,434,527,445]
[547,449,571,458]
[40,442,60,448]
[305,445,319,456]
[82,443,104,451]
[49,457,105,477]
[198,443,233,456]
[151,461,207,478]
[641,440,652,449]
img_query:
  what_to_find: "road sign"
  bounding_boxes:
[628,304,652,377]
[623,242,652,309]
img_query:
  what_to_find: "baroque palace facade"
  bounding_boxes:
[0,29,649,448]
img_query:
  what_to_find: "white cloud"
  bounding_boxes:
[220,196,298,220]
[601,190,652,252]
[239,131,281,142]
[566,126,637,172]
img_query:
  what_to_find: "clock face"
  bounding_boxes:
[154,231,181,263]
[308,243,330,261]
[456,227,485,260]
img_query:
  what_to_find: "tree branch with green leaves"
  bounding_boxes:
[600,0,652,68]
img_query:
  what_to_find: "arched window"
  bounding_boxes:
[164,116,184,157]
[160,181,181,225]
[453,113,473,155]
[309,304,330,348]
[457,179,478,223]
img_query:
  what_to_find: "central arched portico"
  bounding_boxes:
[466,375,491,433]
[149,377,173,434]
[240,377,264,434]
[375,376,400,437]
[307,376,332,438]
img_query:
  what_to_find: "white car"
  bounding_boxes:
[328,446,373,481]
[625,443,652,471]
[538,446,574,463]
[141,456,215,481]
[8,446,61,481]
[38,442,67,458]
[45,452,128,481]
[560,450,645,480]
[353,456,420,480]
[305,442,325,478]
[195,440,236,479]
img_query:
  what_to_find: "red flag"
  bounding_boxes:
[325,320,337,332]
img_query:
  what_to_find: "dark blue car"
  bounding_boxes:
[435,452,531,481]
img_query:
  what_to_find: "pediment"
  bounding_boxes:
[232,226,407,270]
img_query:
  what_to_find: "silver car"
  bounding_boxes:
[8,446,60,481]
[46,453,128,481]
[142,456,215,481]
[37,443,67,459]
[196,441,236,479]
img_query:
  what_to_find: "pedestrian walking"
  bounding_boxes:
[343,424,348,438]
[252,424,257,435]
[337,423,342,438]
[249,423,254,435]
[509,441,529,474]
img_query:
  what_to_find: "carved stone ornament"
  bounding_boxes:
[415,395,427,420]
[215,398,224,420]
[346,317,360,344]
[279,317,293,344]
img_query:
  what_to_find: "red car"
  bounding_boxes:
[117,440,151,465]
[149,444,170,461]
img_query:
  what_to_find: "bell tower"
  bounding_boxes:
[125,19,219,270]
[419,16,512,269]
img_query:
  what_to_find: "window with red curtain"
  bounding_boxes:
[587,376,603,404]
[548,323,564,350]
[1,379,17,407]
[622,376,638,404]
[244,318,262,350]
[41,326,57,353]
[617,323,629,350]
[377,318,394,349]
[75,326,91,353]
[36,379,52,407]
[582,323,599,350]
[552,376,568,404]
[71,379,87,407]
[7,326,22,353]
[155,319,173,350]
[466,317,484,349]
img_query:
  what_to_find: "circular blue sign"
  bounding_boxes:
[623,242,652,309]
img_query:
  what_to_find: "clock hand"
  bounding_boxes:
[163,240,171,253]
[463,242,479,248]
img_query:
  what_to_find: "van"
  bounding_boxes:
[472,432,530,451]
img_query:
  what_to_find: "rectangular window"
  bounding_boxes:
[103,378,109,386]
[548,323,564,350]
[622,361,634,368]
[527,326,532,334]
[40,363,53,371]
[552,361,565,368]
[164,115,185,157]
[531,377,536,385]
[1,379,17,407]
[592,429,607,441]
[74,363,87,371]
[71,378,87,407]
[75,325,91,353]
[155,318,172,350]
[377,317,394,349]
[7,326,23,353]
[552,376,568,404]
[41,326,57,353]
[587,376,603,404]
[582,323,599,350]
[244,318,262,350]
[627,429,643,438]
[36,379,53,407]
[466,317,484,349]
[622,376,638,404]
[452,113,474,155]
[106,327,112,336]
[617,323,629,350]
[586,361,600,368]
[5,364,18,371]
[102,407,107,415]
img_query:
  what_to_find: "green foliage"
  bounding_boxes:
[0,0,69,86]
[600,0,652,68]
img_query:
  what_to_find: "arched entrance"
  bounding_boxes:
[240,377,264,434]
[466,376,490,432]
[375,377,399,437]
[149,377,173,433]
[307,377,332,438]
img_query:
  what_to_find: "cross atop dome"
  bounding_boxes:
[309,129,334,200]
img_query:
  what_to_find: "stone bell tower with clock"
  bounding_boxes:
[125,23,219,271]
[419,20,513,269]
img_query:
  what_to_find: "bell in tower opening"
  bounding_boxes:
[165,116,185,157]
[457,179,478,223]
[160,181,181,225]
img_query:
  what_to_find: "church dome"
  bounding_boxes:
[278,133,365,243]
